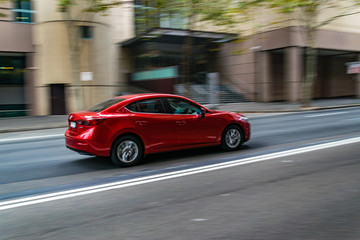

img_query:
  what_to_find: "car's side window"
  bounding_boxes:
[168,98,202,115]
[126,98,165,114]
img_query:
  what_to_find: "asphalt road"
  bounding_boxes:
[1,107,360,240]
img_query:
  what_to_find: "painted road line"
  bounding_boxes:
[304,111,349,118]
[1,136,360,211]
[0,134,64,144]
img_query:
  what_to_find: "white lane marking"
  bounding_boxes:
[1,136,360,211]
[304,111,348,118]
[346,118,360,121]
[192,219,208,222]
[0,134,64,144]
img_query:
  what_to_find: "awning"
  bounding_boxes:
[121,28,238,47]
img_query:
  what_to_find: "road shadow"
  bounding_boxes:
[142,144,251,166]
[70,143,253,171]
[70,156,115,170]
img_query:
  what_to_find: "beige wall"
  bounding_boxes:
[0,1,11,21]
[32,0,121,115]
[217,39,257,100]
[0,22,33,52]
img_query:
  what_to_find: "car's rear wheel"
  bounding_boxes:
[221,125,244,151]
[111,135,143,167]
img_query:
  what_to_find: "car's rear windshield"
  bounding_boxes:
[86,98,125,112]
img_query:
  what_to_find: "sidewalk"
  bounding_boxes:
[1,98,360,134]
[213,98,360,113]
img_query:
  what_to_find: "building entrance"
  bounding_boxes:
[50,84,66,115]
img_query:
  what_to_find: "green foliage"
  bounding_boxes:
[0,0,9,17]
[57,0,75,12]
[57,0,123,13]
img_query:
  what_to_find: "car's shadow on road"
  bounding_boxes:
[71,144,253,171]
[70,156,115,170]
[142,144,252,167]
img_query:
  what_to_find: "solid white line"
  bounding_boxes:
[0,134,64,144]
[305,111,348,118]
[1,136,360,211]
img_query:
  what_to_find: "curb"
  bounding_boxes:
[233,103,360,114]
[0,104,359,134]
[0,125,68,134]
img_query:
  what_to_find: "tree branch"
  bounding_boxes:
[316,10,360,28]
[85,0,132,12]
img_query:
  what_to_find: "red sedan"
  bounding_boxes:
[65,93,250,167]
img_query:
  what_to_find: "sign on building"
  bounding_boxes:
[81,72,93,81]
[346,62,360,74]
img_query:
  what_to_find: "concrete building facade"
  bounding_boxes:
[218,27,360,102]
[0,0,34,117]
[0,0,360,116]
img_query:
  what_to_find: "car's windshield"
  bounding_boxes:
[86,98,125,112]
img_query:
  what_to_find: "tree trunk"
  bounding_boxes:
[301,28,317,107]
[63,11,84,111]
[181,32,193,97]
[180,0,195,98]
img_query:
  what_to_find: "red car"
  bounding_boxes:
[65,93,250,167]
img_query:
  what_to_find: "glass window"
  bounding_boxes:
[80,26,93,39]
[13,0,33,23]
[168,98,202,115]
[0,56,25,85]
[126,98,165,114]
[126,102,139,112]
[86,98,124,112]
[15,11,32,22]
[134,0,160,35]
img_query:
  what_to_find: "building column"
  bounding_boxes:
[25,52,36,116]
[257,51,271,102]
[285,47,302,103]
[357,54,360,99]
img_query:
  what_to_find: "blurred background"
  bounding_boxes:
[0,0,359,117]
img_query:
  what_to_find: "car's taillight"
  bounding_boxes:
[77,118,106,126]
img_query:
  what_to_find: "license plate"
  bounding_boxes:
[70,121,76,128]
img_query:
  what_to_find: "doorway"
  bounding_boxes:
[50,84,66,115]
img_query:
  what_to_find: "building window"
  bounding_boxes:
[13,0,33,23]
[80,26,93,39]
[135,0,160,35]
[0,55,26,116]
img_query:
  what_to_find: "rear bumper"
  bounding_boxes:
[66,146,94,156]
[65,130,109,157]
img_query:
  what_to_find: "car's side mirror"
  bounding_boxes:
[200,108,205,118]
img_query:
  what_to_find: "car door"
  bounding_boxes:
[166,97,217,147]
[126,98,177,150]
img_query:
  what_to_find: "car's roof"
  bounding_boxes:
[90,93,210,114]
[114,93,184,101]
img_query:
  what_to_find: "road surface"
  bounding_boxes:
[1,107,360,240]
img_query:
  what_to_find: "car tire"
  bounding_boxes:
[111,135,143,167]
[221,125,244,151]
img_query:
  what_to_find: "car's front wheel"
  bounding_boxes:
[221,125,244,151]
[111,135,143,167]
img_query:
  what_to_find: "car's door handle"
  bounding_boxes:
[135,121,147,126]
[176,121,186,126]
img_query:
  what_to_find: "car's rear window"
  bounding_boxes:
[86,98,125,112]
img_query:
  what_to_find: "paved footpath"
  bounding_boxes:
[1,98,360,134]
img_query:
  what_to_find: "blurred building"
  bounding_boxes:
[126,1,360,103]
[218,10,360,103]
[0,0,33,117]
[0,0,359,116]
[0,0,128,116]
